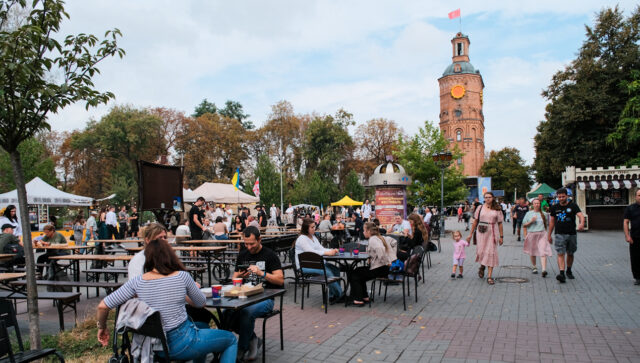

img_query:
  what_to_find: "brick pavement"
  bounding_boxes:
[13,217,640,362]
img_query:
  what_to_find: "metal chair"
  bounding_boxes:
[372,247,423,311]
[0,299,65,363]
[297,252,346,314]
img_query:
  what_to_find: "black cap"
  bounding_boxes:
[1,224,14,230]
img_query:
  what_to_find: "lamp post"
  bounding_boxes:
[432,151,453,237]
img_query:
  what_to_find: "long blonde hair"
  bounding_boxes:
[365,222,389,251]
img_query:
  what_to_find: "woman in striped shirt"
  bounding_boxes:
[96,238,237,363]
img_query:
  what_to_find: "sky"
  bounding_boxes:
[48,0,639,165]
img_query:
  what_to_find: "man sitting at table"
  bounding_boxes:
[246,215,260,229]
[391,214,411,233]
[225,226,284,361]
[0,224,24,266]
[36,225,69,275]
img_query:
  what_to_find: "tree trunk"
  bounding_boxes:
[8,150,41,349]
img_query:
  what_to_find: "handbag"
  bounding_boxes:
[472,206,483,245]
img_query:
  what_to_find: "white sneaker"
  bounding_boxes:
[245,336,263,361]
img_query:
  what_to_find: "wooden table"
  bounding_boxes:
[124,246,226,253]
[35,245,95,254]
[0,253,15,262]
[50,255,133,292]
[0,272,26,291]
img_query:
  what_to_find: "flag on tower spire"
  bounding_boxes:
[448,9,461,19]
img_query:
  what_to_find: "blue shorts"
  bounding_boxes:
[453,258,465,266]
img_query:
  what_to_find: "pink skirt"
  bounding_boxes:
[523,231,552,257]
[475,228,499,267]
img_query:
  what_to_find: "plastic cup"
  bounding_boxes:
[212,285,222,300]
[353,249,359,256]
[68,240,75,246]
[232,278,243,287]
[339,248,345,256]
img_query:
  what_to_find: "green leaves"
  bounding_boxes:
[480,148,532,202]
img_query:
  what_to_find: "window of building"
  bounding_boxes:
[586,189,628,206]
[457,158,462,165]
[456,130,462,141]
[457,42,463,56]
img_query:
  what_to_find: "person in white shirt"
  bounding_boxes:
[85,211,98,242]
[391,214,412,233]
[175,219,190,236]
[0,205,22,238]
[423,208,432,225]
[294,218,343,302]
[105,206,118,239]
[269,204,278,223]
[362,200,372,222]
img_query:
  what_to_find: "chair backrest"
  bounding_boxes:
[126,311,170,361]
[298,252,325,271]
[288,248,299,274]
[0,320,15,361]
[0,299,23,351]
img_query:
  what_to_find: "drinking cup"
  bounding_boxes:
[339,247,345,256]
[353,249,359,256]
[212,285,222,300]
[232,278,243,287]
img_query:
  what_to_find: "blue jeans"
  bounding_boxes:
[163,319,237,363]
[302,264,343,299]
[215,234,229,240]
[224,298,274,351]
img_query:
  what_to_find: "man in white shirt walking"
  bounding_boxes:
[105,206,118,240]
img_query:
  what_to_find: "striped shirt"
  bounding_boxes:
[104,271,205,331]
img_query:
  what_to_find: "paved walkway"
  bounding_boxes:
[14,217,640,362]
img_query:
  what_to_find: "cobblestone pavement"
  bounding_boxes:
[16,217,640,362]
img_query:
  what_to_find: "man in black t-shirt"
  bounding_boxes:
[227,226,284,360]
[548,188,584,283]
[623,189,640,285]
[514,198,529,241]
[188,197,206,240]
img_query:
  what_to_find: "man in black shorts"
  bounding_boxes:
[623,189,640,285]
[514,198,529,241]
[188,197,206,240]
[548,188,584,283]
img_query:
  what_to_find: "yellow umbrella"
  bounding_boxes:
[330,195,363,206]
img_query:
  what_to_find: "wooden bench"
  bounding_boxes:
[10,280,122,298]
[0,291,81,331]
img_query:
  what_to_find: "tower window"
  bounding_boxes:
[457,42,463,56]
[455,109,462,117]
[456,130,462,141]
[457,158,462,165]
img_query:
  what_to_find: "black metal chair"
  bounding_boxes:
[297,252,346,314]
[372,247,423,311]
[122,311,172,363]
[286,248,307,303]
[257,293,284,363]
[0,299,65,363]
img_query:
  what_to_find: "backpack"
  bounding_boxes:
[404,253,421,276]
[2,242,25,265]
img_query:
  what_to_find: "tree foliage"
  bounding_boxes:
[479,147,532,202]
[304,109,354,180]
[607,69,640,165]
[533,6,640,185]
[0,0,124,348]
[192,98,253,129]
[343,170,364,201]
[254,154,280,207]
[353,118,403,179]
[395,121,467,206]
[0,137,56,191]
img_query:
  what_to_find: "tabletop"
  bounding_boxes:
[0,254,15,261]
[125,246,226,252]
[205,288,285,310]
[0,272,26,282]
[49,254,133,261]
[93,239,144,243]
[324,252,369,261]
[177,240,245,244]
[35,245,96,250]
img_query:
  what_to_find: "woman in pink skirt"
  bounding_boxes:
[522,199,552,277]
[466,192,504,285]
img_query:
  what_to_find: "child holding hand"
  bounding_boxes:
[451,230,469,278]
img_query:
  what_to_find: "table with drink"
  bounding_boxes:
[324,249,369,305]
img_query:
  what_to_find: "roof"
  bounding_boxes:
[526,183,557,199]
[190,183,259,204]
[330,196,363,206]
[0,177,92,206]
[442,61,481,77]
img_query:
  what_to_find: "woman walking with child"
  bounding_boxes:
[522,198,551,277]
[467,192,504,285]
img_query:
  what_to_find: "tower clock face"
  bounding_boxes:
[451,85,465,99]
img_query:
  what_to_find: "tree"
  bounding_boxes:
[343,170,364,201]
[395,121,467,206]
[0,138,56,192]
[479,147,532,202]
[353,118,403,179]
[253,154,280,207]
[219,100,253,129]
[304,110,354,180]
[192,98,217,117]
[287,170,339,206]
[149,107,188,160]
[533,6,640,185]
[0,0,124,347]
[607,70,640,165]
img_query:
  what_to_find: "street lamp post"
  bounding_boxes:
[432,151,453,237]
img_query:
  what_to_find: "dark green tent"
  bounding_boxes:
[526,183,556,199]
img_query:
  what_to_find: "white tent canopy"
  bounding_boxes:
[182,188,198,203]
[190,183,259,204]
[0,177,92,206]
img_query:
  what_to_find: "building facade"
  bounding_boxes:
[438,32,485,177]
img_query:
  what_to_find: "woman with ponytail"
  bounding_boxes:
[522,198,552,277]
[349,222,397,306]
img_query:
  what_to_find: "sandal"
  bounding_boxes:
[478,266,485,278]
[487,277,495,285]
